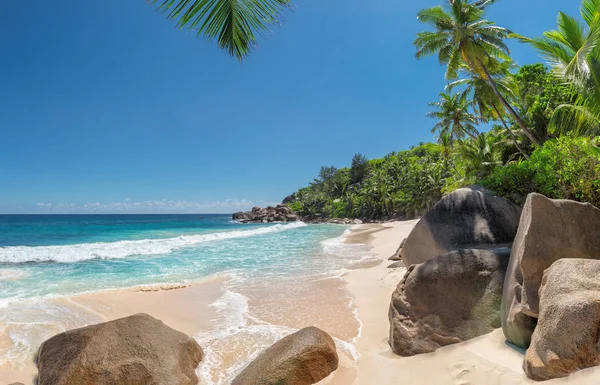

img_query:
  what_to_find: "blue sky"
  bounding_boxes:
[0,0,576,213]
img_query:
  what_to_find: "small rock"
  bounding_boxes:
[232,327,338,385]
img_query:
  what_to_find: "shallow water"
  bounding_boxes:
[0,214,372,383]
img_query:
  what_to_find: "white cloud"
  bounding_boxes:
[24,198,279,214]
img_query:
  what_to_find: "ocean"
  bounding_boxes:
[0,214,371,383]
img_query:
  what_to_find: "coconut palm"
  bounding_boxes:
[152,0,293,61]
[414,0,540,145]
[458,132,503,179]
[448,63,530,157]
[515,0,600,135]
[428,91,480,143]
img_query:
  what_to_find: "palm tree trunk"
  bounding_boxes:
[478,60,541,146]
[491,103,530,159]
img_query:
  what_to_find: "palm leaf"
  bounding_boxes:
[152,0,293,61]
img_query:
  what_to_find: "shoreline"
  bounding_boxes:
[0,223,365,385]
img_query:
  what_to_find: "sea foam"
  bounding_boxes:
[0,222,307,264]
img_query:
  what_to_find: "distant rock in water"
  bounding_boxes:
[401,187,522,267]
[389,248,511,356]
[232,327,339,385]
[233,205,299,223]
[36,313,203,385]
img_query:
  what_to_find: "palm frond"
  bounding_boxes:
[152,0,293,61]
[580,0,600,26]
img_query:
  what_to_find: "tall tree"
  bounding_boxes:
[427,91,480,142]
[350,153,370,185]
[448,63,529,157]
[152,0,293,61]
[414,0,540,145]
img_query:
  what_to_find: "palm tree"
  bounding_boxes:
[458,132,503,179]
[414,0,540,146]
[448,63,530,157]
[151,0,293,61]
[428,91,480,142]
[515,0,600,135]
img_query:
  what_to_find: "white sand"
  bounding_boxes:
[323,221,600,385]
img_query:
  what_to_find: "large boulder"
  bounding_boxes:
[232,327,338,385]
[501,194,600,348]
[400,187,521,267]
[524,259,600,381]
[389,248,511,356]
[37,313,203,385]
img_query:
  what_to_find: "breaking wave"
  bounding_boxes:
[0,222,307,264]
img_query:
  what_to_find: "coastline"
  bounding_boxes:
[0,223,365,385]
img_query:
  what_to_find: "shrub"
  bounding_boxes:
[483,136,600,206]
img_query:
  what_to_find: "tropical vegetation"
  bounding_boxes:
[285,0,600,220]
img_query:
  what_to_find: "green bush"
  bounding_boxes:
[483,136,600,206]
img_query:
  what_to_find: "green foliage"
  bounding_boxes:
[513,64,574,142]
[350,153,370,185]
[288,144,454,220]
[483,136,600,206]
[515,0,600,136]
[427,91,480,141]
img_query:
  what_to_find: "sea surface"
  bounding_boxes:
[0,214,371,383]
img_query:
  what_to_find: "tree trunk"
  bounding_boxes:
[478,60,541,146]
[491,103,530,159]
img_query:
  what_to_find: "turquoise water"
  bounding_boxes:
[0,214,370,376]
[0,215,357,303]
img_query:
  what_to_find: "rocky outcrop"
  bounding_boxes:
[389,248,511,356]
[36,313,203,385]
[305,218,363,225]
[232,327,338,385]
[501,194,600,348]
[400,187,522,267]
[389,238,407,261]
[233,205,299,223]
[524,259,600,380]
